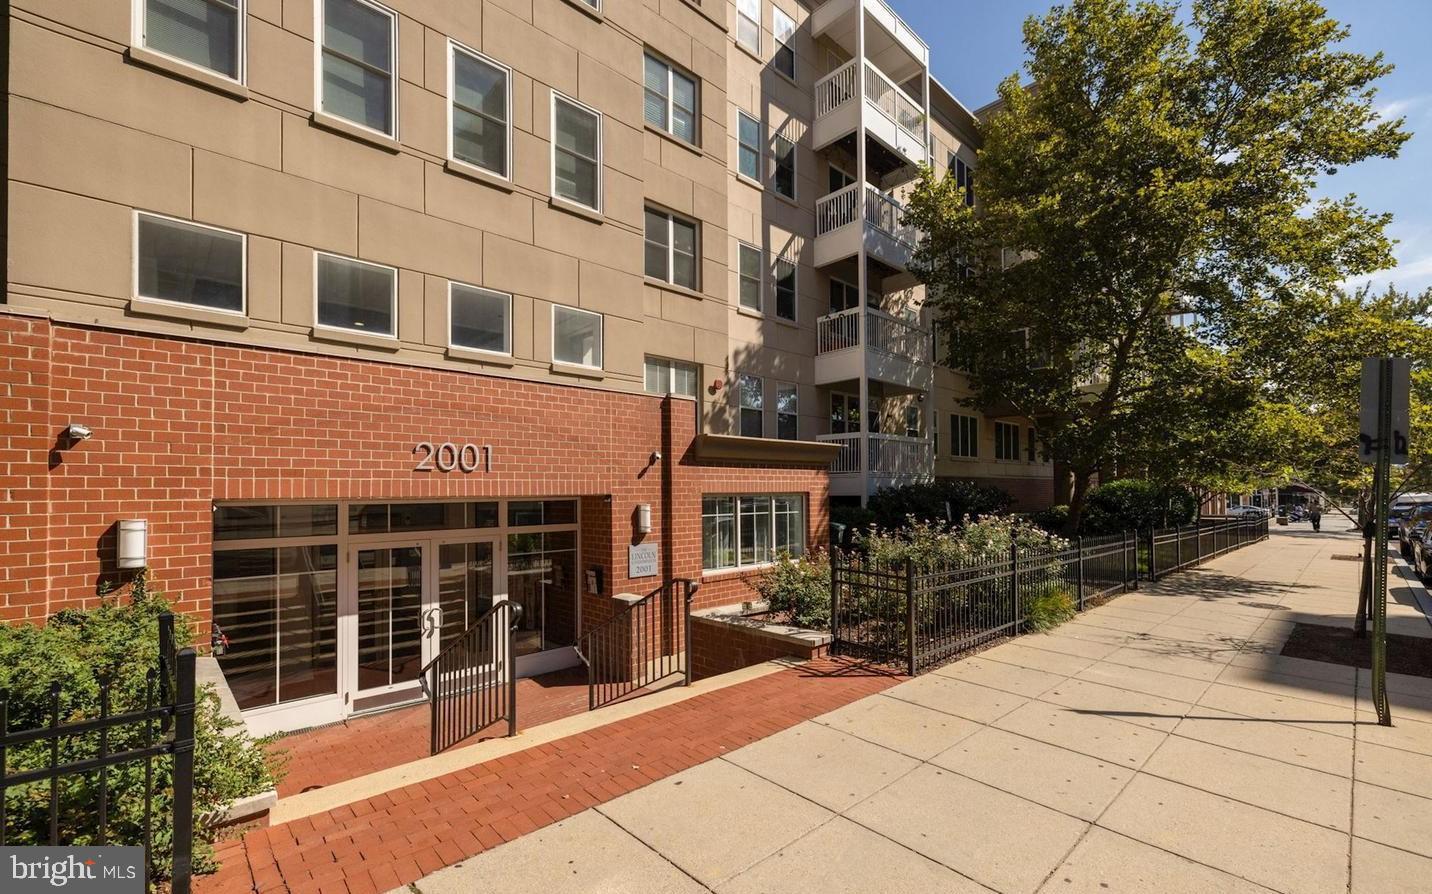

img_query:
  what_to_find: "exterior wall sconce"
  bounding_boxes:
[635,503,652,535]
[117,519,148,569]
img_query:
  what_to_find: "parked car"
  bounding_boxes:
[1401,503,1432,557]
[1227,505,1269,519]
[1413,533,1432,582]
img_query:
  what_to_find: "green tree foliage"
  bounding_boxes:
[865,479,1013,530]
[1080,479,1198,534]
[754,551,833,628]
[904,0,1409,529]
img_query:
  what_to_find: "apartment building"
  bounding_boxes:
[0,0,1048,734]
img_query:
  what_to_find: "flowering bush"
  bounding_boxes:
[754,551,832,628]
[857,515,1070,571]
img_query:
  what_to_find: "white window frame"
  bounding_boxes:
[772,132,796,200]
[737,242,764,312]
[132,210,248,317]
[447,40,512,182]
[736,110,763,183]
[447,281,512,357]
[550,91,604,213]
[312,250,398,339]
[776,383,798,441]
[772,6,796,79]
[736,0,761,55]
[314,0,399,138]
[645,206,700,290]
[644,356,698,397]
[643,51,699,146]
[995,421,1020,461]
[702,493,805,572]
[773,253,797,322]
[134,0,247,84]
[551,304,604,369]
[951,413,979,458]
[737,373,764,438]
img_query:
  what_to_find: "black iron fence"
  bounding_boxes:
[577,579,696,711]
[0,613,196,893]
[833,516,1268,674]
[422,600,522,754]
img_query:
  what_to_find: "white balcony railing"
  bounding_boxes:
[815,59,858,120]
[870,0,929,55]
[817,306,860,353]
[863,62,924,143]
[815,182,860,236]
[866,308,931,360]
[863,186,920,247]
[816,432,933,477]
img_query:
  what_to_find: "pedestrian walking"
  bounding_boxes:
[1309,504,1322,532]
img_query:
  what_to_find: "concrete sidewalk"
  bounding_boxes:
[405,528,1432,894]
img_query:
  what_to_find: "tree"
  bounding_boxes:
[904,0,1409,530]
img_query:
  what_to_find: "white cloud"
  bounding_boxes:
[1343,223,1432,295]
[1374,94,1432,124]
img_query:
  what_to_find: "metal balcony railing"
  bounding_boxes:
[816,432,933,477]
[815,182,860,236]
[815,307,931,362]
[863,186,920,247]
[817,306,860,353]
[870,0,929,54]
[863,62,924,143]
[815,59,858,120]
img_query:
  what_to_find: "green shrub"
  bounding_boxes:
[867,479,1013,531]
[0,573,277,876]
[1030,504,1071,533]
[1025,586,1077,631]
[1082,480,1197,535]
[755,551,831,629]
[830,504,876,548]
[859,516,1069,571]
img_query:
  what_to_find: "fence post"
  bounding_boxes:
[171,648,196,894]
[1076,535,1085,611]
[830,550,841,655]
[683,580,694,688]
[1147,528,1158,581]
[1010,542,1021,631]
[904,559,916,676]
[508,605,520,735]
[1123,530,1133,590]
[1175,524,1182,571]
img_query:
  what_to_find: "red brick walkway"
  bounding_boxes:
[272,668,591,798]
[200,659,901,894]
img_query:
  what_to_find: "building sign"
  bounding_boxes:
[628,543,659,578]
[413,442,493,472]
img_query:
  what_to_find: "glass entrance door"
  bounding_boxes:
[352,543,427,706]
[433,538,499,655]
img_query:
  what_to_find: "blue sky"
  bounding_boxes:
[893,0,1432,296]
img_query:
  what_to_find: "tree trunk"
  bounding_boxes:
[1067,470,1094,535]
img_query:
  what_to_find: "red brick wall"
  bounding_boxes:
[0,314,829,630]
[690,616,829,680]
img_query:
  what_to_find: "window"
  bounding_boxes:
[774,255,797,321]
[828,164,854,193]
[552,93,602,211]
[134,213,245,314]
[645,357,698,397]
[738,243,763,311]
[644,53,698,145]
[736,0,760,54]
[829,278,858,313]
[703,494,804,570]
[552,305,602,368]
[644,208,699,289]
[773,133,796,199]
[349,502,500,533]
[952,155,975,207]
[449,283,511,354]
[951,414,978,458]
[737,112,762,181]
[995,421,1020,460]
[772,6,796,79]
[214,504,339,540]
[318,0,397,136]
[830,392,860,434]
[1027,426,1037,462]
[738,373,763,437]
[449,43,510,178]
[140,0,244,81]
[315,252,396,336]
[905,405,920,438]
[777,384,798,440]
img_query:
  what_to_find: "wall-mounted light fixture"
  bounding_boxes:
[65,423,93,441]
[635,503,652,535]
[117,519,148,569]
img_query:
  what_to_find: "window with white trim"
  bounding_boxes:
[318,0,396,136]
[772,6,795,79]
[449,283,511,354]
[738,373,763,437]
[552,304,602,368]
[644,207,699,289]
[773,133,796,199]
[135,213,245,314]
[315,252,396,336]
[776,383,798,440]
[737,111,762,181]
[905,405,920,438]
[995,421,1020,461]
[736,0,760,54]
[952,155,975,207]
[738,243,763,311]
[643,52,698,145]
[644,357,698,397]
[552,93,602,211]
[702,494,804,571]
[774,254,797,321]
[449,43,510,178]
[140,0,244,80]
[951,414,978,458]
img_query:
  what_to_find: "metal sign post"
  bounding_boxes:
[1360,357,1410,727]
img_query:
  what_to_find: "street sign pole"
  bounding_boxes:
[1370,358,1392,726]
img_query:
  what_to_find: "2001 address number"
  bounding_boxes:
[413,442,494,473]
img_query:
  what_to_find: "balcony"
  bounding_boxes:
[813,60,928,166]
[814,306,932,391]
[816,432,934,496]
[811,0,929,82]
[814,182,921,270]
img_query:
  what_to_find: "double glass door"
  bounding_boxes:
[349,536,499,709]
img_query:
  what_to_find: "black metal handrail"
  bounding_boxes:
[420,601,522,755]
[0,613,196,894]
[577,578,696,711]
